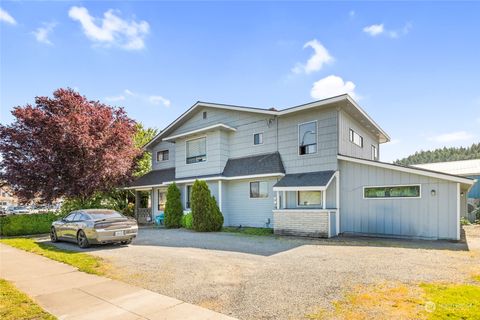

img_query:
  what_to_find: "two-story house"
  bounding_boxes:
[126,94,475,240]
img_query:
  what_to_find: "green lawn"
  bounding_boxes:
[222,226,273,236]
[421,283,480,319]
[0,238,108,275]
[0,279,56,320]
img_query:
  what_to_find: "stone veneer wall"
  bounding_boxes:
[273,209,330,237]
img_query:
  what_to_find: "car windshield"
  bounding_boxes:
[87,211,124,220]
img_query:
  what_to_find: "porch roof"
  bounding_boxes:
[223,152,285,177]
[273,170,336,191]
[126,167,176,189]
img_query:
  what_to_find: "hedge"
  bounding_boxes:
[0,213,61,236]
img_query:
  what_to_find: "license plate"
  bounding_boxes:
[114,231,124,236]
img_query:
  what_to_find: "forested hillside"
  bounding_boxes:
[395,143,480,166]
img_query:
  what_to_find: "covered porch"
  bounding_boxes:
[272,170,340,238]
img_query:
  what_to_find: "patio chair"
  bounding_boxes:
[154,213,165,226]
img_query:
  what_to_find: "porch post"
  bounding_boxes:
[276,191,280,209]
[282,191,286,209]
[322,189,326,209]
[336,172,340,235]
[134,190,140,219]
[218,180,223,212]
[150,188,154,222]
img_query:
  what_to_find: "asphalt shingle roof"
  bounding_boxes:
[222,152,285,177]
[128,167,175,187]
[273,170,336,188]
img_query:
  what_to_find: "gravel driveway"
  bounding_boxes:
[49,226,480,320]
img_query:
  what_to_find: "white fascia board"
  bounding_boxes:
[163,124,236,141]
[338,155,476,185]
[123,185,159,190]
[345,95,391,143]
[163,173,285,185]
[273,186,327,192]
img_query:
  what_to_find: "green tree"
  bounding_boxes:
[191,180,224,232]
[164,182,183,228]
[395,143,480,166]
[133,123,158,177]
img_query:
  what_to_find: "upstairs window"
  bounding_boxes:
[299,121,317,155]
[156,150,169,162]
[349,129,363,147]
[186,137,207,164]
[253,133,263,145]
[371,145,378,160]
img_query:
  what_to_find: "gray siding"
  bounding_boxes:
[151,141,176,170]
[277,107,338,173]
[223,177,279,228]
[338,110,380,160]
[175,131,225,178]
[339,160,459,240]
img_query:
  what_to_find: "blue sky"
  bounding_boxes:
[1,1,479,162]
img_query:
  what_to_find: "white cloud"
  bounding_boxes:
[68,6,149,50]
[105,95,125,102]
[32,22,56,45]
[105,89,171,107]
[292,39,333,74]
[363,24,384,36]
[363,22,412,38]
[428,131,474,143]
[0,8,16,25]
[149,95,171,107]
[310,75,358,100]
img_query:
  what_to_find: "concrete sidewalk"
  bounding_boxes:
[0,244,236,320]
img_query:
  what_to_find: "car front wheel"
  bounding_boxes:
[77,230,90,248]
[50,227,58,242]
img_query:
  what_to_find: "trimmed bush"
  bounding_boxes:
[191,180,224,232]
[164,182,183,228]
[0,213,61,236]
[182,212,193,229]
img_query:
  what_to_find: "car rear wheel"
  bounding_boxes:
[120,239,132,245]
[50,227,58,242]
[77,230,90,248]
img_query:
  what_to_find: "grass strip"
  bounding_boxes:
[222,226,273,236]
[0,278,56,320]
[0,238,108,275]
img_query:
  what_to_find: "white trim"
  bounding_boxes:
[164,124,236,141]
[166,173,284,185]
[298,120,318,156]
[274,186,326,192]
[338,155,475,185]
[253,132,264,146]
[322,191,326,209]
[156,149,169,163]
[362,184,422,200]
[218,180,222,212]
[282,190,286,209]
[124,185,158,190]
[325,173,336,190]
[335,171,340,235]
[371,144,378,160]
[185,135,207,165]
[276,191,280,209]
[328,211,331,238]
[456,183,461,241]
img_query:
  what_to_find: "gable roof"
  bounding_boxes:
[223,152,285,177]
[144,94,390,149]
[338,154,475,185]
[412,159,480,176]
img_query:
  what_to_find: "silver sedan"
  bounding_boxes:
[51,209,138,248]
